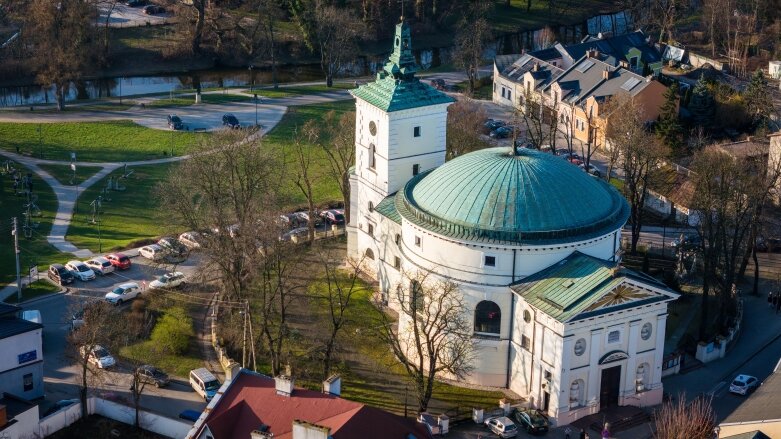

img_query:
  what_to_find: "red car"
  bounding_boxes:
[106,253,131,270]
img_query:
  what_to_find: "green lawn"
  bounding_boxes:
[0,163,63,285]
[5,279,62,304]
[258,83,355,99]
[66,164,175,252]
[264,100,354,207]
[37,164,104,186]
[120,341,203,379]
[0,121,204,162]
[144,93,255,108]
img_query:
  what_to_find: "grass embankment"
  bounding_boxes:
[268,253,507,415]
[143,93,255,108]
[37,164,104,186]
[67,164,174,252]
[259,83,355,99]
[0,163,62,285]
[0,121,204,162]
[5,279,62,304]
[61,100,353,251]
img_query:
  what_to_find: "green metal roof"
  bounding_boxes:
[375,194,401,224]
[510,252,674,322]
[400,147,629,244]
[351,20,454,112]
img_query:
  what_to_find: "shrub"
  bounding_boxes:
[150,307,193,355]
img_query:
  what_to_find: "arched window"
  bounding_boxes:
[569,379,585,408]
[410,280,423,312]
[365,248,375,260]
[369,144,376,169]
[474,301,501,334]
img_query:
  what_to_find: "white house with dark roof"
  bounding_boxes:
[349,20,678,426]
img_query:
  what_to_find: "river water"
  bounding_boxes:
[0,10,632,107]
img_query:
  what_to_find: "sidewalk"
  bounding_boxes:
[663,284,781,397]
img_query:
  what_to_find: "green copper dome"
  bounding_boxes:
[399,147,629,244]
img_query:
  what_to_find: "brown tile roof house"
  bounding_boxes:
[187,370,432,439]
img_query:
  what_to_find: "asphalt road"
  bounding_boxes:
[23,252,209,420]
[99,3,172,28]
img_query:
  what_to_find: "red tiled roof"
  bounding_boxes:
[197,371,431,439]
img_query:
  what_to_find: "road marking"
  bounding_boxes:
[707,381,726,397]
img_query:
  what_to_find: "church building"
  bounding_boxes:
[347,20,678,426]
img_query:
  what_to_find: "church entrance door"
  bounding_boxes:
[600,365,621,409]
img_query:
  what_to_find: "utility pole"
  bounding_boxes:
[12,217,21,302]
[242,301,248,368]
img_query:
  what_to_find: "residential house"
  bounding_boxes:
[0,302,43,400]
[185,369,432,439]
[0,396,40,439]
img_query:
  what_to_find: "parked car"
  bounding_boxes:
[730,374,759,395]
[21,310,42,325]
[125,0,146,6]
[320,209,345,226]
[485,416,518,438]
[179,232,203,250]
[167,114,183,130]
[513,408,549,435]
[149,272,186,290]
[137,365,170,388]
[579,163,601,177]
[106,253,132,270]
[48,264,74,285]
[281,227,309,242]
[483,119,506,134]
[71,301,101,331]
[296,211,323,227]
[143,4,165,14]
[190,368,220,401]
[105,282,141,305]
[670,234,701,249]
[65,260,97,282]
[158,237,187,257]
[278,213,305,229]
[429,78,446,90]
[80,345,116,369]
[222,113,240,129]
[490,126,513,139]
[139,244,165,261]
[85,256,114,276]
[767,238,781,253]
[568,157,584,166]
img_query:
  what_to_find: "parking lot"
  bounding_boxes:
[99,3,173,28]
[27,252,209,420]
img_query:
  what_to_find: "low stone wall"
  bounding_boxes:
[696,297,743,363]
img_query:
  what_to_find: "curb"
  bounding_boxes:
[15,287,69,307]
[720,330,781,383]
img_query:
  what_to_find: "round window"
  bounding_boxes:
[574,338,587,356]
[523,310,531,323]
[369,121,377,136]
[641,323,653,340]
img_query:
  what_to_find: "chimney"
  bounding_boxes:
[226,362,242,381]
[250,429,273,439]
[619,59,629,69]
[323,374,341,397]
[587,49,599,58]
[533,63,540,72]
[275,375,295,397]
[602,68,611,80]
[292,420,330,439]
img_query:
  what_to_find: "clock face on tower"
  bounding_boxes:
[369,121,377,136]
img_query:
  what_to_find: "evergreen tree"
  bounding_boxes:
[744,69,773,127]
[689,75,715,128]
[656,82,684,154]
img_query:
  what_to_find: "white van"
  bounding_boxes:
[189,368,220,401]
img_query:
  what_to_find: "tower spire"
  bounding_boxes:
[383,18,418,80]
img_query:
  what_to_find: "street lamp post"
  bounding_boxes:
[248,65,255,92]
[119,78,122,105]
[254,94,258,127]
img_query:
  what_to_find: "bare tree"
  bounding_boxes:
[604,96,668,253]
[453,1,492,92]
[14,0,99,110]
[312,2,363,87]
[307,110,356,223]
[294,121,324,243]
[446,98,490,160]
[168,0,207,54]
[156,130,283,300]
[374,270,475,412]
[313,246,366,379]
[654,393,716,439]
[67,301,122,418]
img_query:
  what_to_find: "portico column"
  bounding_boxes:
[652,313,668,389]
[625,320,641,397]
[587,328,603,403]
